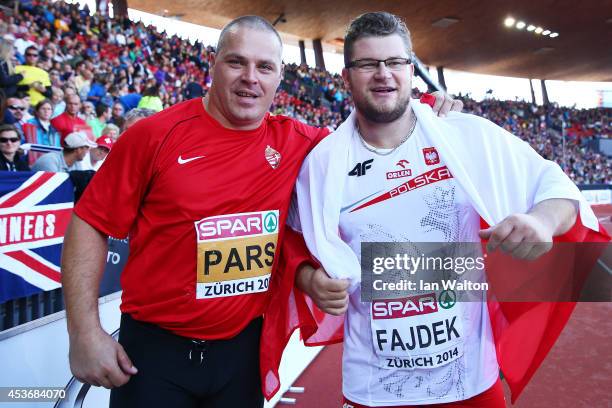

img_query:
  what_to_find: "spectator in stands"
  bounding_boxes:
[51,94,90,139]
[63,84,77,99]
[137,84,163,112]
[122,107,156,131]
[87,74,108,106]
[81,101,96,122]
[87,102,110,137]
[0,39,24,98]
[19,93,33,121]
[4,95,26,139]
[74,63,93,99]
[102,123,120,140]
[15,46,51,106]
[25,99,60,146]
[9,29,37,57]
[32,131,96,172]
[109,101,124,128]
[0,124,29,171]
[82,134,114,171]
[119,85,142,111]
[49,69,62,87]
[183,80,203,100]
[4,95,24,124]
[51,86,64,117]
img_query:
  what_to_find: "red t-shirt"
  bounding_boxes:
[51,112,93,140]
[75,98,328,339]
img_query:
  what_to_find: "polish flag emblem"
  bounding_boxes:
[265,145,281,169]
[423,147,440,165]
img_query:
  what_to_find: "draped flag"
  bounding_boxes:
[0,172,74,303]
[261,97,610,402]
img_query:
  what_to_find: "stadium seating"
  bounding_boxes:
[1,0,609,184]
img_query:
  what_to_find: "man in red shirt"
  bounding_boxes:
[61,15,458,408]
[51,93,93,141]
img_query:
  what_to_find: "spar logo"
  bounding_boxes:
[439,290,456,309]
[195,210,280,299]
[196,210,279,241]
[372,293,438,319]
[263,211,278,233]
[386,159,412,180]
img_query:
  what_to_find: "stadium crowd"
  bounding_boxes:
[0,0,609,184]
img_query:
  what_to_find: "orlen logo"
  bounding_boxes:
[372,293,438,319]
[196,210,279,241]
[386,159,412,180]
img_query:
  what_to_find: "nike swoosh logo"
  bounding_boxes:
[178,155,205,165]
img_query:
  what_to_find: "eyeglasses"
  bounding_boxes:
[347,57,412,72]
[8,105,26,111]
[0,137,20,143]
[26,53,39,57]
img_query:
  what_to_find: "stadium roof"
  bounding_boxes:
[128,0,612,82]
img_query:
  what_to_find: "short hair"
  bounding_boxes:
[95,102,109,117]
[216,15,282,58]
[35,99,53,111]
[344,12,412,67]
[51,86,64,96]
[66,93,81,103]
[0,124,18,136]
[94,73,107,85]
[142,85,159,97]
[6,96,22,104]
[102,123,120,135]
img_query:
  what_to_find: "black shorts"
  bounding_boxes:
[109,314,264,408]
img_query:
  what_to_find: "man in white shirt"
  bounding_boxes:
[80,134,114,171]
[293,12,586,408]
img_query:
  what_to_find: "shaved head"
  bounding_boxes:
[216,15,283,60]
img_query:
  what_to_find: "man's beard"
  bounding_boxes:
[355,93,410,123]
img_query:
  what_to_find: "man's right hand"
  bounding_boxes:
[429,91,464,117]
[297,265,350,316]
[69,327,138,389]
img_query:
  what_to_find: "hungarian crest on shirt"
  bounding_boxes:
[265,145,281,169]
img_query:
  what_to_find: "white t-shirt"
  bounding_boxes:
[338,123,499,406]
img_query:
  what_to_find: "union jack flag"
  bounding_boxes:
[0,172,74,303]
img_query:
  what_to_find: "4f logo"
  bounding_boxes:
[348,159,374,177]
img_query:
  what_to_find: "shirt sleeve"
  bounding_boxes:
[310,127,330,151]
[74,118,161,238]
[31,153,58,172]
